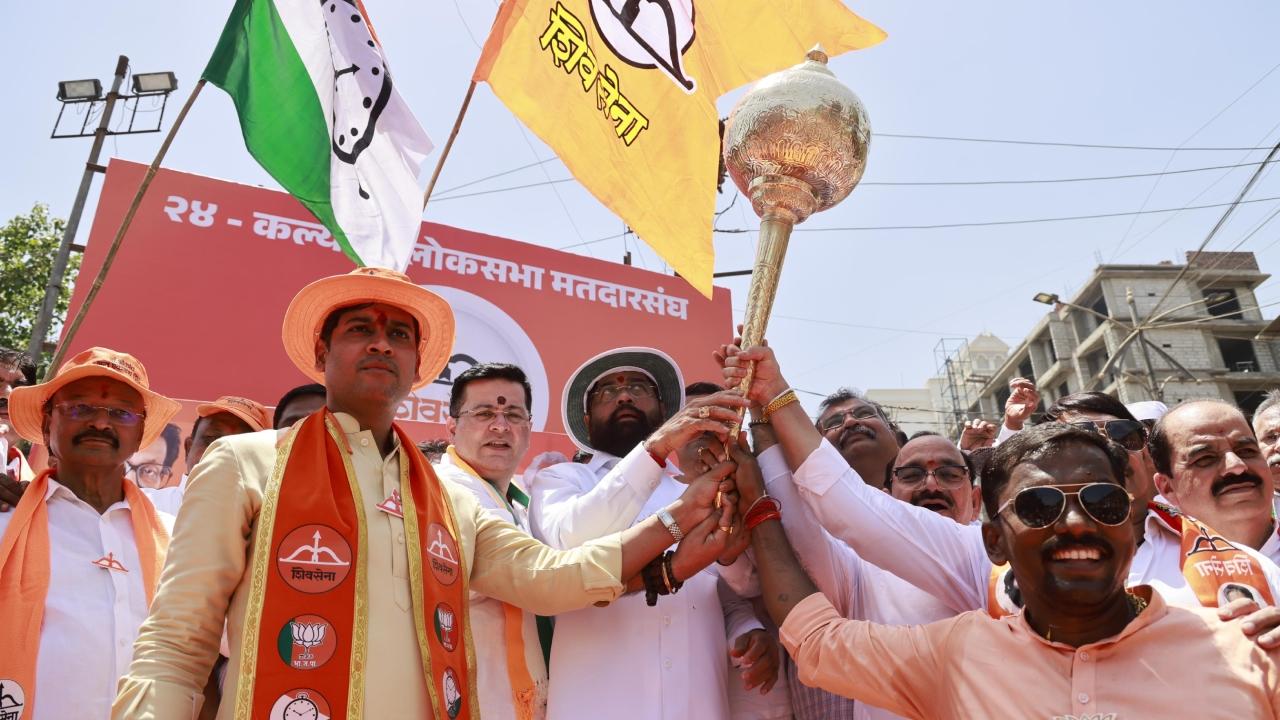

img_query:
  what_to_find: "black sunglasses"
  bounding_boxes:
[997,482,1133,529]
[1069,419,1146,452]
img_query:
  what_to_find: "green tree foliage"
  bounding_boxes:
[0,203,76,361]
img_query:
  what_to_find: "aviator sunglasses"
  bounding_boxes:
[1067,419,1146,452]
[997,482,1134,529]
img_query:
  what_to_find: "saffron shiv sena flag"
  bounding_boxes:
[204,0,433,271]
[475,0,884,297]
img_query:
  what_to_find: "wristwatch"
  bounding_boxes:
[656,508,684,541]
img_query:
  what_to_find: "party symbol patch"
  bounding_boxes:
[270,688,330,720]
[426,522,461,586]
[277,524,352,594]
[277,614,338,670]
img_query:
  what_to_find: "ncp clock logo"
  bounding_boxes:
[589,0,697,93]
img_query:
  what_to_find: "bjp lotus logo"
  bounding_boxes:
[434,602,459,652]
[292,621,327,660]
[589,0,697,93]
[278,614,338,670]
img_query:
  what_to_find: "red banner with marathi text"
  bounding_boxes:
[50,159,732,483]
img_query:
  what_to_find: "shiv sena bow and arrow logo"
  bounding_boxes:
[588,0,697,93]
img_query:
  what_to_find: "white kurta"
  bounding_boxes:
[722,446,971,720]
[530,447,762,720]
[787,438,1280,614]
[0,479,173,720]
[434,449,548,720]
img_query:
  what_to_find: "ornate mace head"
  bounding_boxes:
[723,47,871,225]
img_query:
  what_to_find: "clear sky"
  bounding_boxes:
[6,1,1280,417]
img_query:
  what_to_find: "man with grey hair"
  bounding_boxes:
[813,388,901,488]
[1252,390,1280,484]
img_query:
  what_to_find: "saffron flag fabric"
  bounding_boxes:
[204,0,433,271]
[475,0,885,297]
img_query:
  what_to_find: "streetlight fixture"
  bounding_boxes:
[56,79,103,102]
[1031,289,1199,399]
[30,56,179,364]
[132,71,178,95]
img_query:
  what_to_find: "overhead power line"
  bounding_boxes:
[557,194,1280,250]
[877,133,1280,152]
[435,159,1280,200]
[788,194,1280,233]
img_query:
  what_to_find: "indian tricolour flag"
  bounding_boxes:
[203,0,432,271]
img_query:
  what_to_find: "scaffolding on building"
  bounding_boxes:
[934,338,976,439]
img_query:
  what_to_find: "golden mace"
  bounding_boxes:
[723,47,871,421]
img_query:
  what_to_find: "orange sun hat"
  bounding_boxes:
[8,347,181,449]
[281,267,456,390]
[196,395,271,432]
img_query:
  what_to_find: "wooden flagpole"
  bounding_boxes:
[421,79,477,214]
[45,79,208,379]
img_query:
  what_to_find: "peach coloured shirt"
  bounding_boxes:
[780,588,1280,719]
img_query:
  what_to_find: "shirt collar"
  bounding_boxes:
[45,476,133,514]
[441,446,528,510]
[332,411,402,451]
[1015,585,1168,650]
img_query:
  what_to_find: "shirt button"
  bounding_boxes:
[1078,651,1089,662]
[663,659,672,669]
[1078,693,1089,704]
[662,615,671,626]
[360,438,370,447]
[396,533,406,545]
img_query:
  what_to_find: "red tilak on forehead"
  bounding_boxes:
[496,395,507,405]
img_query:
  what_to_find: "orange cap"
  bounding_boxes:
[196,395,271,432]
[8,347,181,449]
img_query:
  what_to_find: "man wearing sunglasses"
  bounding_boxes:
[0,347,180,720]
[721,428,981,720]
[721,342,1280,645]
[748,422,1280,717]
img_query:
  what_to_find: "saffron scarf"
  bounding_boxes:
[0,469,168,718]
[445,447,538,720]
[235,411,475,720]
[988,502,1276,616]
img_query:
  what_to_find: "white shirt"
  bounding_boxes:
[1262,493,1280,565]
[723,446,963,720]
[0,478,173,720]
[140,473,187,517]
[788,438,1280,615]
[530,446,763,720]
[434,449,548,720]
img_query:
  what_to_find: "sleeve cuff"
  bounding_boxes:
[577,534,626,602]
[616,444,666,496]
[758,445,790,488]
[779,591,841,656]
[994,423,1019,445]
[111,679,202,720]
